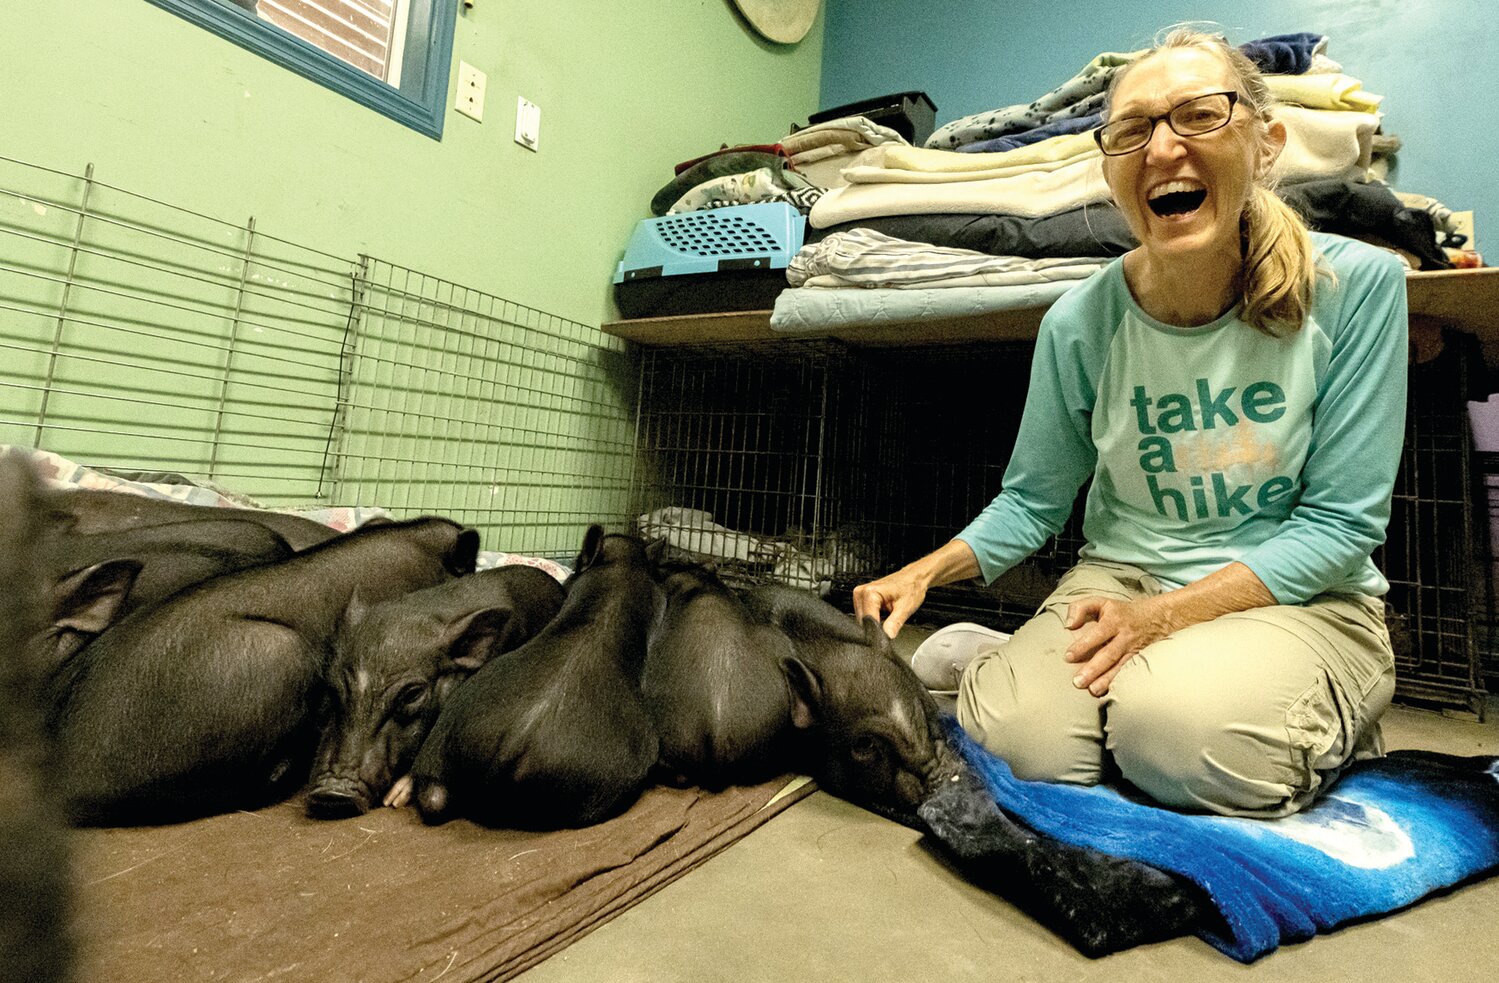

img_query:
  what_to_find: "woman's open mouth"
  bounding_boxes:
[1147,180,1207,221]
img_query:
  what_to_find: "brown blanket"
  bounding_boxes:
[69,776,814,982]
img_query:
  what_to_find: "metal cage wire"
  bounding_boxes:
[630,341,863,588]
[633,340,1488,717]
[0,154,635,558]
[1376,341,1488,714]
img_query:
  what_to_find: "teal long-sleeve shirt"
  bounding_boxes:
[956,233,1409,604]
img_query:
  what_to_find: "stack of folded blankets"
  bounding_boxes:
[645,116,916,219]
[771,31,1475,334]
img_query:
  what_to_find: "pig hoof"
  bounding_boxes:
[416,781,451,825]
[384,775,414,809]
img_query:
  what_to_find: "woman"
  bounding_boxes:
[852,27,1408,819]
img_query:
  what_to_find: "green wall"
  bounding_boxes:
[0,0,824,327]
[0,0,821,540]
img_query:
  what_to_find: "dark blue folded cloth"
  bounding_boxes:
[1239,32,1326,75]
[922,720,1499,962]
[957,114,1102,154]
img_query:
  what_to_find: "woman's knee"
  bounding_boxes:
[958,646,1106,786]
[1105,656,1335,817]
[953,564,1153,789]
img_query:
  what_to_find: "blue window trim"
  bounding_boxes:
[144,0,457,140]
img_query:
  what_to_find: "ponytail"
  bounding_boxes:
[1239,185,1325,336]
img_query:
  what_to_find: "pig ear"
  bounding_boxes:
[52,559,142,636]
[443,607,514,672]
[860,616,902,665]
[340,590,369,632]
[781,655,822,729]
[446,528,481,576]
[576,524,606,571]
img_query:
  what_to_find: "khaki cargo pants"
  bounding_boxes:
[956,560,1396,818]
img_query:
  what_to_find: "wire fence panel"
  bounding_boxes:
[0,155,635,557]
[332,260,636,555]
[0,155,355,505]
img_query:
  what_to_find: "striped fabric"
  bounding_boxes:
[788,228,1106,289]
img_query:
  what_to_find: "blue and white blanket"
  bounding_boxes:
[923,721,1499,962]
[769,280,1085,334]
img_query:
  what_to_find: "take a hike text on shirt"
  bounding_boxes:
[957,233,1409,604]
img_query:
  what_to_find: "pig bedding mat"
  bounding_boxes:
[921,720,1499,962]
[69,776,814,982]
[8,446,814,979]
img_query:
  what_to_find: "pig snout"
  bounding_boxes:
[306,736,397,819]
[305,775,374,819]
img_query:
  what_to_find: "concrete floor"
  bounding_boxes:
[517,629,1499,983]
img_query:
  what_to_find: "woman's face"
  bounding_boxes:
[1101,47,1275,262]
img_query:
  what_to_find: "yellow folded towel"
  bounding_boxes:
[1266,73,1383,113]
[861,131,1099,175]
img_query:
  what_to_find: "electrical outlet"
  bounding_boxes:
[456,61,486,122]
[515,97,540,152]
[1451,210,1476,251]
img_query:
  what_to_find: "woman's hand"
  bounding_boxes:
[852,568,930,639]
[1062,595,1179,696]
[854,540,982,639]
[1061,562,1277,696]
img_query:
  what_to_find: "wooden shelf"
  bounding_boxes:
[1404,267,1499,367]
[601,309,782,345]
[603,267,1499,359]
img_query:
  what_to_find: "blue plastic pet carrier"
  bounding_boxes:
[612,203,806,319]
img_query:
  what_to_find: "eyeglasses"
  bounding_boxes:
[1093,91,1240,156]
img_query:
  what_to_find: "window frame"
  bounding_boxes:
[144,0,458,140]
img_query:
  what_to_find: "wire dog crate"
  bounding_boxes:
[632,336,1490,716]
[0,155,636,558]
[841,345,1088,626]
[630,341,1086,608]
[630,341,868,588]
[1478,452,1499,695]
[1375,334,1489,716]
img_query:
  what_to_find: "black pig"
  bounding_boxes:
[410,526,662,829]
[45,487,339,550]
[36,558,142,672]
[47,516,478,825]
[642,561,798,787]
[0,455,73,982]
[307,565,565,819]
[46,517,293,622]
[743,585,945,815]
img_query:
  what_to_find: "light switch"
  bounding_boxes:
[515,97,540,152]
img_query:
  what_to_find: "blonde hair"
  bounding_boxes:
[1106,26,1329,336]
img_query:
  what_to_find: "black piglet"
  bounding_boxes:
[641,560,799,788]
[411,525,664,829]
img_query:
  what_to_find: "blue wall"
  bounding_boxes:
[821,0,1497,238]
